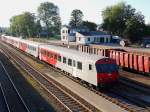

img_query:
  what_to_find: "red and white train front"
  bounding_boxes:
[96,58,119,86]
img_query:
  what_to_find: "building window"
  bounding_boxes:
[88,38,90,41]
[62,30,65,33]
[66,30,68,33]
[63,57,66,63]
[68,59,72,66]
[77,61,82,70]
[63,36,65,39]
[106,38,109,43]
[100,38,104,42]
[94,37,96,42]
[68,30,70,33]
[98,38,100,42]
[78,37,81,41]
[89,64,92,70]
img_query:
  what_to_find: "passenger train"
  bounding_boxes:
[1,35,119,87]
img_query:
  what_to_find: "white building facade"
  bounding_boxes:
[61,26,89,42]
[76,31,111,45]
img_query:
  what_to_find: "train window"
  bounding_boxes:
[58,56,61,62]
[68,59,72,66]
[33,47,35,51]
[47,52,50,57]
[73,60,76,67]
[63,57,66,63]
[89,64,92,70]
[77,61,82,70]
[42,50,45,55]
[44,51,46,55]
[41,50,43,54]
[54,55,57,59]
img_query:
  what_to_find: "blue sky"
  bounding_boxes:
[0,0,149,27]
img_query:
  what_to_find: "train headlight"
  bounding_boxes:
[108,73,112,76]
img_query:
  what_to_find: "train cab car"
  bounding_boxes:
[1,36,20,48]
[39,45,119,87]
[95,58,119,86]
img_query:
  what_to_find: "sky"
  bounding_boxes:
[0,0,150,27]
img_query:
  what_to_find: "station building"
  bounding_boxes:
[61,26,89,42]
[76,31,111,45]
[61,26,111,45]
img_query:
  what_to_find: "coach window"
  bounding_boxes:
[58,56,61,62]
[77,61,82,70]
[63,57,66,63]
[44,50,46,55]
[73,60,76,67]
[89,64,92,70]
[47,52,50,57]
[33,47,35,51]
[68,59,72,66]
[54,55,57,59]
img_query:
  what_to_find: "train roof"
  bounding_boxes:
[19,39,44,46]
[39,45,108,62]
[4,36,21,41]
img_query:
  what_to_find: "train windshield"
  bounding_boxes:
[96,64,118,73]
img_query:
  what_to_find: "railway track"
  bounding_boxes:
[1,41,150,112]
[119,76,150,94]
[66,72,150,112]
[0,42,94,112]
[0,61,30,112]
[0,83,9,112]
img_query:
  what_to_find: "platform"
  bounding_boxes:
[44,71,128,112]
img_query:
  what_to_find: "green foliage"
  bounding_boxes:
[37,2,61,36]
[10,12,36,38]
[102,2,145,42]
[69,9,83,27]
[82,21,97,31]
[123,12,145,42]
[144,24,150,36]
[35,20,42,37]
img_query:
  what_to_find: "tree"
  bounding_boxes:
[123,12,145,42]
[143,24,150,36]
[35,20,42,37]
[101,2,145,42]
[69,9,83,27]
[10,12,36,38]
[102,2,135,35]
[82,21,97,31]
[37,2,61,36]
